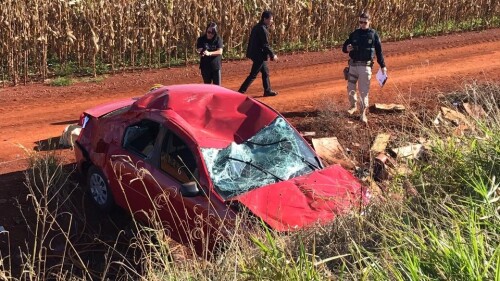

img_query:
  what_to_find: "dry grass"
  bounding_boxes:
[0,0,498,85]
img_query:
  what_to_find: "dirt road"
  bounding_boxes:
[1,28,499,174]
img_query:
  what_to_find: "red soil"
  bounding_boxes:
[0,29,499,265]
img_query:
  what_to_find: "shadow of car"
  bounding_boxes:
[74,84,367,256]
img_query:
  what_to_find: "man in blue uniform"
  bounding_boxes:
[238,10,278,97]
[343,12,387,123]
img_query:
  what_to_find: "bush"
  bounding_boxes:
[50,77,73,87]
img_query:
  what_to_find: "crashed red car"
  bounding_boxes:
[74,84,366,254]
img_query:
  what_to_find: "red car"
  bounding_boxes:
[74,84,366,254]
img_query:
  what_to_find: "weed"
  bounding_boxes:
[50,77,73,87]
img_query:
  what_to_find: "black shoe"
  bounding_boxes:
[263,90,278,97]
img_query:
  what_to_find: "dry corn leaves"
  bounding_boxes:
[0,0,496,84]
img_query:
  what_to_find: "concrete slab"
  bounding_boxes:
[312,137,355,169]
[441,106,472,127]
[371,133,391,153]
[373,103,406,112]
[463,103,486,120]
[390,144,424,159]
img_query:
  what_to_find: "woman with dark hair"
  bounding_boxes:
[196,22,224,85]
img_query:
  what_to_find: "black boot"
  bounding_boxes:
[263,90,278,97]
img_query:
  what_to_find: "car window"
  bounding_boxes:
[123,120,160,158]
[160,131,198,183]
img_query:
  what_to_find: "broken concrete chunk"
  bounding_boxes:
[373,153,397,181]
[390,144,424,159]
[300,131,316,140]
[440,107,472,127]
[377,153,396,168]
[371,133,391,153]
[374,156,390,181]
[374,103,406,112]
[301,131,316,137]
[312,137,355,169]
[463,103,486,120]
[59,124,82,148]
[433,112,443,125]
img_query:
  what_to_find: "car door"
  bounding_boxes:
[108,118,236,254]
[151,126,238,255]
[152,128,206,248]
[110,122,207,247]
[105,118,162,220]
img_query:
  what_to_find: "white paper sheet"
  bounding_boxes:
[376,68,388,87]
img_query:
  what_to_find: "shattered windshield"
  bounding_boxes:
[201,117,320,199]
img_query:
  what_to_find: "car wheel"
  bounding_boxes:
[87,166,114,211]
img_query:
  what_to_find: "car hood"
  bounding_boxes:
[234,164,366,231]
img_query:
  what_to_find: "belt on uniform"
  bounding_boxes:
[349,60,373,66]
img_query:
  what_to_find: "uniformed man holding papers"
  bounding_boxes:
[342,11,387,124]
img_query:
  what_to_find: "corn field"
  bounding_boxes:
[0,0,498,85]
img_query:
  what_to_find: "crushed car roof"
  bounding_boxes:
[132,84,279,148]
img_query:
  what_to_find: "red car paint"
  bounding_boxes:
[235,164,364,231]
[74,84,366,255]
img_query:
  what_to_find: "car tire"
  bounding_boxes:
[87,166,115,212]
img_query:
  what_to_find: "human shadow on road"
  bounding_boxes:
[280,110,319,118]
[51,120,80,126]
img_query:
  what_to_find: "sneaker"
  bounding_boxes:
[347,106,358,115]
[360,111,368,123]
[263,90,278,97]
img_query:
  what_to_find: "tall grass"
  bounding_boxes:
[293,81,500,280]
[3,82,499,280]
[0,0,498,84]
[3,150,330,280]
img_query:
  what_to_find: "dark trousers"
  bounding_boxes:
[238,59,271,94]
[201,69,221,85]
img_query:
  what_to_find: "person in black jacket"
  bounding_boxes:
[238,10,278,97]
[196,22,223,85]
[342,11,387,123]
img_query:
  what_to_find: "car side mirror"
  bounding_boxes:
[180,181,200,197]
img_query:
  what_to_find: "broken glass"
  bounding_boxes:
[201,117,321,199]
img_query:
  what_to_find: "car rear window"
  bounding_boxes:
[123,119,160,158]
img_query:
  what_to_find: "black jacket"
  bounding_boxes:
[196,35,223,71]
[246,22,275,61]
[342,28,385,68]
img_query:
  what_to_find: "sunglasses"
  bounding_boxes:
[359,21,368,24]
[207,30,215,34]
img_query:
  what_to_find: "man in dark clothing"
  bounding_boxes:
[196,22,223,85]
[342,12,387,123]
[238,10,278,97]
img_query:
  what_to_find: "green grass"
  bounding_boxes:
[5,82,500,280]
[292,81,500,280]
[49,77,73,87]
